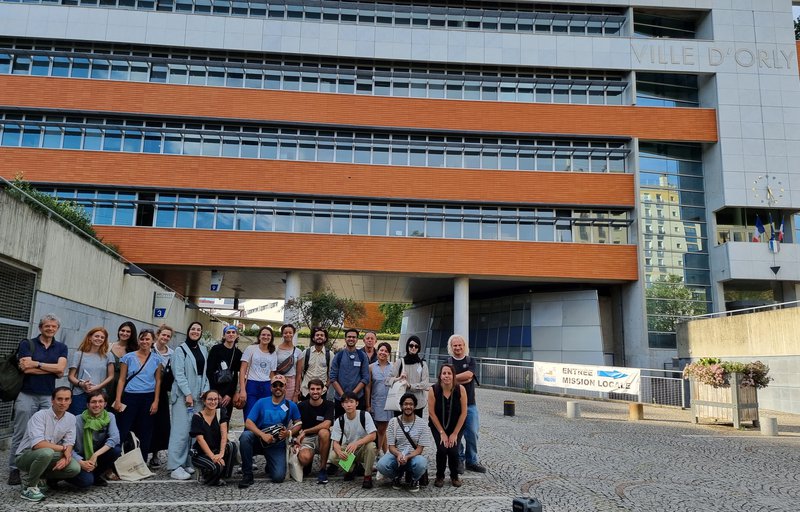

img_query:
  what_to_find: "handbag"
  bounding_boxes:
[214,348,236,386]
[0,339,35,402]
[275,351,295,375]
[384,380,407,412]
[114,431,154,481]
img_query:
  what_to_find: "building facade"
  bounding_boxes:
[0,1,798,369]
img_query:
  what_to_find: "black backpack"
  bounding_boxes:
[336,409,367,444]
[0,339,35,402]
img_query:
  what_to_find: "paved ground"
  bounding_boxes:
[1,388,799,512]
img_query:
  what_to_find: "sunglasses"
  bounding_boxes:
[272,382,285,388]
[408,344,420,349]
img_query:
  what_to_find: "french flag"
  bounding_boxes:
[778,217,785,242]
[752,215,765,242]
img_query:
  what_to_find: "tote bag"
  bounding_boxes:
[384,380,407,412]
[115,431,154,481]
[287,442,303,482]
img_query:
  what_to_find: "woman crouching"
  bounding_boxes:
[190,390,235,486]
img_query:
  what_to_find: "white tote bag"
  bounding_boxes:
[114,431,154,481]
[287,442,303,482]
[384,380,408,412]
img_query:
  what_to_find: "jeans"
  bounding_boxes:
[376,452,428,482]
[238,430,286,483]
[69,446,121,487]
[459,404,480,465]
[8,392,52,470]
[67,392,88,416]
[243,380,271,422]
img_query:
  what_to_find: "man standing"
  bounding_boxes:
[329,328,369,417]
[8,314,69,486]
[14,387,83,502]
[238,374,301,488]
[376,392,431,492]
[297,327,331,401]
[295,379,334,484]
[447,334,486,474]
[360,331,378,365]
[330,392,377,489]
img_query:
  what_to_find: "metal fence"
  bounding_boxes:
[428,355,687,408]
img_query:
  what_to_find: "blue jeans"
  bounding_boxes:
[238,430,286,483]
[459,404,480,465]
[68,445,121,487]
[8,392,52,469]
[68,392,88,416]
[243,380,271,421]
[376,452,428,482]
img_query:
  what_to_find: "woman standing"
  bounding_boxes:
[207,325,242,422]
[190,390,235,486]
[67,327,114,415]
[72,391,121,487]
[427,363,467,488]
[167,321,209,481]
[276,323,302,402]
[237,326,277,421]
[148,324,174,469]
[113,329,162,464]
[107,321,137,409]
[366,342,394,454]
[391,336,431,418]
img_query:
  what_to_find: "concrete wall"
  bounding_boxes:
[677,307,800,414]
[0,190,217,349]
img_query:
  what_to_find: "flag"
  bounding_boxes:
[752,215,765,242]
[778,217,785,242]
[768,212,775,240]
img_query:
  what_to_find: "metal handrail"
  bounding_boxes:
[686,299,800,321]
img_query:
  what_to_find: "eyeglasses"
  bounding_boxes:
[272,382,285,388]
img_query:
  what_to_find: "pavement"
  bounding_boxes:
[1,388,799,512]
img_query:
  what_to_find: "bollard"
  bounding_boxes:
[566,401,581,419]
[513,497,543,512]
[760,416,778,436]
[628,403,644,421]
[504,400,516,417]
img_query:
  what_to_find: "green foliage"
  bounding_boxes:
[795,16,799,39]
[284,289,366,343]
[3,175,118,253]
[645,274,707,333]
[378,303,410,334]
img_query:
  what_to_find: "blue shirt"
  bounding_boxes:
[120,351,161,394]
[246,397,300,430]
[19,335,69,396]
[329,348,370,400]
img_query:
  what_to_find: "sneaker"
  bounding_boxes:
[7,469,21,486]
[343,471,354,482]
[466,462,487,473]
[149,457,161,468]
[20,487,44,503]
[361,476,373,489]
[457,460,465,474]
[409,480,420,493]
[392,477,402,490]
[183,466,196,475]
[451,477,463,487]
[238,474,254,489]
[170,467,191,480]
[434,477,444,488]
[317,470,328,485]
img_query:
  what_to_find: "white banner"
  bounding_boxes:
[152,292,175,319]
[533,362,640,395]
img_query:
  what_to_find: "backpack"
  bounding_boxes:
[0,339,36,402]
[302,347,332,380]
[337,409,367,444]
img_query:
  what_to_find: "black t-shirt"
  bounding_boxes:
[206,343,243,397]
[298,399,334,432]
[449,356,476,406]
[190,410,229,453]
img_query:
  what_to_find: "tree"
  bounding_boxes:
[378,303,410,334]
[795,16,800,39]
[645,274,707,333]
[284,289,366,344]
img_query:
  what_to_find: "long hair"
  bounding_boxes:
[117,321,138,353]
[258,326,276,354]
[447,334,469,357]
[437,363,457,387]
[77,327,110,357]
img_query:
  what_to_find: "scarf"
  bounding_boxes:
[81,409,111,459]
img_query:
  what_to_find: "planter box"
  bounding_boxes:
[690,373,759,428]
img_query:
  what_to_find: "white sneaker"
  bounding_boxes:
[183,466,195,475]
[170,467,191,480]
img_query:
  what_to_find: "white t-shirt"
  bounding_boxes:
[241,344,277,382]
[331,410,377,446]
[275,346,302,377]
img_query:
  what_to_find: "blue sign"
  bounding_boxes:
[154,308,166,318]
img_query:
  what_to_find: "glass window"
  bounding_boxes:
[42,127,62,148]
[21,125,42,147]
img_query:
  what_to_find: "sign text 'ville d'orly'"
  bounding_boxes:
[632,44,796,70]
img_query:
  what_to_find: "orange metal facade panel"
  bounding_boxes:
[0,76,717,142]
[0,149,636,207]
[93,227,639,282]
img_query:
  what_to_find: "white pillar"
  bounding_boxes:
[454,276,470,340]
[283,271,301,325]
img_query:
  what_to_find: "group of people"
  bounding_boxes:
[6,314,485,502]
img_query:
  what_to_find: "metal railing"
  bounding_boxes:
[687,299,800,321]
[428,354,687,408]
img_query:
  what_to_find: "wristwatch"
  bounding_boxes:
[37,362,42,369]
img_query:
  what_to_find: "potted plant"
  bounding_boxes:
[683,357,772,428]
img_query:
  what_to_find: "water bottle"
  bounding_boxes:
[187,404,194,414]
